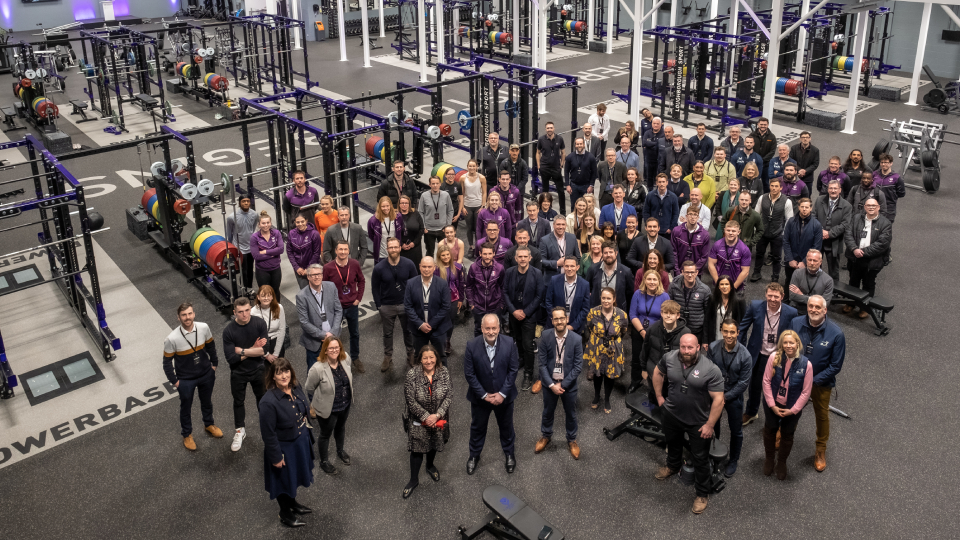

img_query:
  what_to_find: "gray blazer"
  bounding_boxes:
[597,161,627,191]
[539,232,581,280]
[813,195,853,253]
[296,282,343,351]
[322,223,369,266]
[304,356,354,419]
[583,135,603,160]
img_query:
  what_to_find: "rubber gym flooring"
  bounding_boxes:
[0,20,957,539]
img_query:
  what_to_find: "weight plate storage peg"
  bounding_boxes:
[439,123,452,136]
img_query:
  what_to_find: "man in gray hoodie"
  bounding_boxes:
[225,194,259,292]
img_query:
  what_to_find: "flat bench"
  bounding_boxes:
[1,106,25,132]
[135,93,159,109]
[69,99,96,123]
[832,282,894,336]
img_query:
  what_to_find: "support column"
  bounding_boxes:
[379,0,386,37]
[709,0,718,20]
[907,2,932,106]
[418,0,429,82]
[629,0,644,124]
[841,12,869,134]
[588,0,596,42]
[761,0,784,121]
[794,0,809,73]
[728,0,740,82]
[436,2,446,64]
[337,0,348,62]
[539,4,549,114]
[606,0,614,53]
[513,0,520,55]
[531,0,540,70]
[292,0,302,50]
[670,0,676,27]
[360,0,372,67]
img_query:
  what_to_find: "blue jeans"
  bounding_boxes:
[715,396,744,461]
[541,386,578,441]
[177,368,216,437]
[343,304,360,360]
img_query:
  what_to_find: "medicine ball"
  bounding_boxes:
[87,211,105,231]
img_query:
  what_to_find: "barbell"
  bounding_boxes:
[109,101,174,125]
[456,102,520,129]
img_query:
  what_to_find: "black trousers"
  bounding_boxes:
[630,327,644,387]
[823,242,841,282]
[643,158,658,189]
[662,409,712,497]
[848,259,881,296]
[745,351,767,417]
[230,368,266,429]
[762,401,803,435]
[240,252,255,289]
[783,263,798,302]
[177,368,216,437]
[317,406,350,462]
[509,314,537,378]
[277,493,297,513]
[255,267,282,296]
[754,235,783,278]
[541,168,565,214]
[424,230,445,260]
[409,450,438,484]
[413,331,447,367]
[541,387,578,441]
[469,399,516,458]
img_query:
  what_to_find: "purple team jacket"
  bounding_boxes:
[367,214,407,264]
[435,262,465,302]
[708,238,752,291]
[287,225,323,272]
[474,236,513,263]
[816,170,849,193]
[489,184,523,225]
[476,207,514,241]
[250,228,286,271]
[670,223,712,276]
[465,260,505,313]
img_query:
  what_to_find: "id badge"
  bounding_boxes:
[434,213,440,220]
[861,229,868,239]
[766,333,776,344]
[777,386,787,397]
[682,309,690,320]
[396,283,403,292]
[320,312,328,323]
[642,318,649,329]
[554,365,563,375]
[805,343,813,355]
[343,286,350,295]
[680,383,689,394]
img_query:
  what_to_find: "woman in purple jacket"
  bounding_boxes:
[475,191,513,241]
[251,211,285,295]
[287,215,323,290]
[434,243,464,356]
[367,196,407,265]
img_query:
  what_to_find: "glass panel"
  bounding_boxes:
[0,276,7,289]
[12,268,40,284]
[63,358,97,384]
[25,371,60,396]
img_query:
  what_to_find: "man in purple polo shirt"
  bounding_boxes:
[465,243,506,337]
[670,207,711,277]
[474,221,513,264]
[707,221,752,292]
[283,170,319,229]
[490,170,523,227]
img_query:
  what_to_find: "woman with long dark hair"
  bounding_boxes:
[842,148,872,188]
[402,344,451,499]
[705,276,747,343]
[398,194,424,265]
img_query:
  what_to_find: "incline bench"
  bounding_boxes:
[832,282,894,336]
[2,105,25,132]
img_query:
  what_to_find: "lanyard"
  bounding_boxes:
[765,308,780,332]
[681,357,700,383]
[683,284,694,308]
[180,326,199,354]
[720,347,736,374]
[827,199,837,218]
[480,264,493,286]
[313,288,325,312]
[564,281,577,305]
[556,335,566,364]
[614,205,623,230]
[430,192,441,214]
[780,358,792,386]
[422,280,431,306]
[641,293,655,318]
[335,261,350,287]
[804,270,819,292]
[383,218,393,238]
[720,242,736,271]
[557,236,566,257]
[601,269,616,289]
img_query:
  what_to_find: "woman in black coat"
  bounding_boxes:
[399,194,425,265]
[705,275,747,343]
[403,345,451,499]
[259,358,315,528]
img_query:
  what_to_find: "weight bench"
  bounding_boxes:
[832,282,894,336]
[69,99,96,123]
[605,391,728,494]
[2,106,25,132]
[458,485,564,540]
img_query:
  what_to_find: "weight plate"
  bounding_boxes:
[939,104,950,114]
[205,241,240,275]
[867,159,879,171]
[198,234,223,261]
[192,230,218,255]
[172,159,185,174]
[24,69,36,80]
[205,47,215,57]
[150,161,167,178]
[197,178,215,196]
[457,110,472,129]
[505,100,518,118]
[439,123,452,136]
[426,125,441,139]
[872,139,891,160]
[36,68,47,78]
[141,188,157,210]
[190,226,216,248]
[151,200,160,220]
[366,136,382,156]
[386,111,399,126]
[921,150,938,168]
[174,199,192,215]
[180,183,198,200]
[164,101,173,115]
[923,168,940,193]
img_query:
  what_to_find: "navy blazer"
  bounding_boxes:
[403,276,453,336]
[537,328,583,391]
[738,300,799,360]
[544,274,591,333]
[259,385,311,466]
[463,335,520,404]
[515,217,552,248]
[503,266,544,319]
[626,234,676,274]
[586,262,635,312]
[539,232,582,280]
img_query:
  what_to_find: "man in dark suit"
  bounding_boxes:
[322,206,369,265]
[587,241,634,311]
[544,257,591,334]
[737,282,798,425]
[535,306,584,460]
[504,246,545,391]
[812,179,853,282]
[463,314,520,475]
[514,201,551,250]
[581,122,604,161]
[539,218,581,283]
[504,228,543,271]
[627,217,677,274]
[403,256,453,367]
[597,148,628,207]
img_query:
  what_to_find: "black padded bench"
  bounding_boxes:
[69,99,96,123]
[2,106,25,132]
[832,282,894,336]
[136,93,160,109]
[459,485,564,540]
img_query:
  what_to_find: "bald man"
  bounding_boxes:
[403,256,453,367]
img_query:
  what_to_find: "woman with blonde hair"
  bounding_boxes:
[398,195,424,264]
[579,234,604,277]
[304,336,355,476]
[367,196,406,265]
[761,329,812,480]
[251,211,285,294]
[577,215,598,256]
[738,161,764,206]
[313,195,338,243]
[434,243,465,354]
[476,190,512,241]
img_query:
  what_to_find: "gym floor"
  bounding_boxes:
[1,20,957,539]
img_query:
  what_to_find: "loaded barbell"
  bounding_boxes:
[456,101,520,128]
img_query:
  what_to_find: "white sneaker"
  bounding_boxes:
[231,428,246,452]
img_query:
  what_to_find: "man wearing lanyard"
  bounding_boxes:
[296,263,343,370]
[842,198,892,319]
[539,217,581,283]
[737,282,798,425]
[642,174,680,237]
[615,137,641,171]
[653,334,724,514]
[720,126,744,159]
[376,160,419,207]
[671,208,711,277]
[668,260,711,344]
[588,103,611,151]
[544,257,591,334]
[581,122,603,160]
[504,246,544,391]
[626,216,676,273]
[536,122,567,213]
[514,201,551,250]
[599,185,637,233]
[490,170,524,227]
[322,206,368,265]
[788,249,834,313]
[465,243,506,337]
[222,297,270,453]
[403,257,453,366]
[504,228,543,271]
[418,176,454,259]
[163,303,222,451]
[706,319,752,477]
[813,179,852,282]
[372,238,418,370]
[751,177,795,283]
[564,137,598,210]
[782,198,823,302]
[587,241,634,312]
[482,132,508,187]
[688,123,715,163]
[641,118,665,188]
[535,306,584,460]
[707,221,752,294]
[598,148,628,208]
[475,221,513,264]
[323,241,366,372]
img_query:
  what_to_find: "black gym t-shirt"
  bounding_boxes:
[537,134,565,170]
[657,351,724,426]
[441,181,462,207]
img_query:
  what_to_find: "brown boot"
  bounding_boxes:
[183,435,197,451]
[692,496,708,514]
[380,356,392,372]
[814,448,827,472]
[762,428,777,476]
[775,428,781,450]
[531,380,542,394]
[776,433,794,480]
[535,437,550,453]
[353,358,366,373]
[655,466,678,480]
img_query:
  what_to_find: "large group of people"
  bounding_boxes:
[163,110,902,522]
